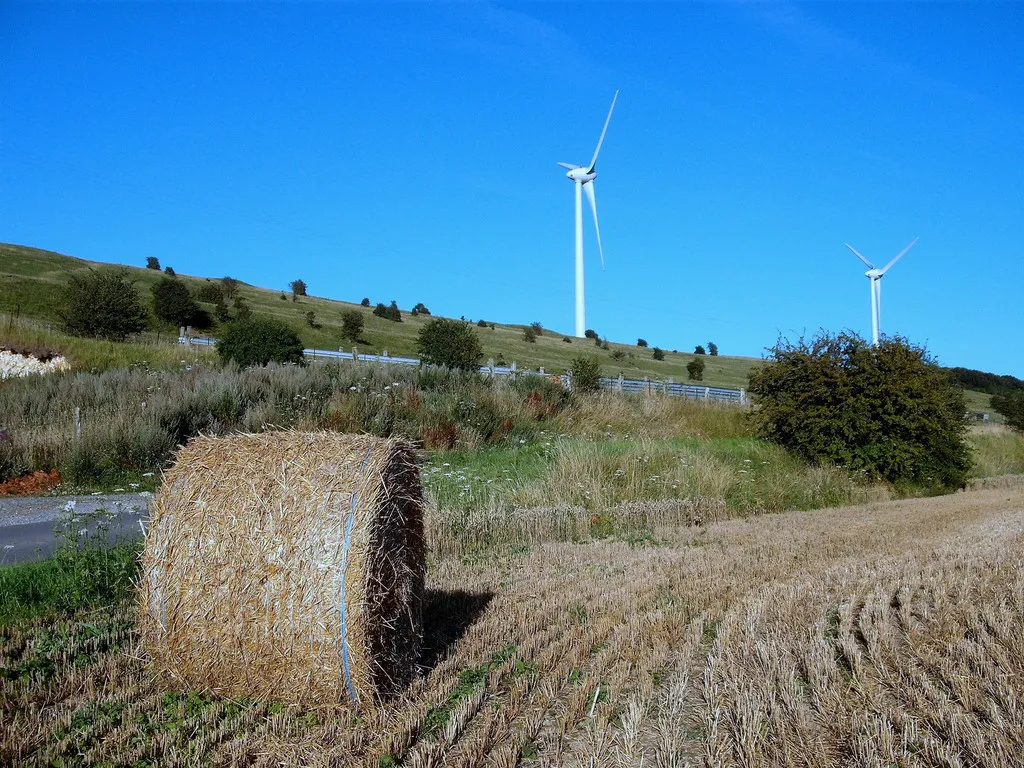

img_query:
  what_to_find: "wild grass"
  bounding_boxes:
[0,506,139,627]
[3,486,1021,765]
[968,424,1024,477]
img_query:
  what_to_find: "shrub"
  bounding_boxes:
[413,303,431,316]
[60,269,149,341]
[584,329,598,340]
[164,266,175,276]
[523,327,537,343]
[477,319,488,327]
[374,301,402,322]
[530,321,543,335]
[694,345,706,355]
[290,279,307,297]
[145,256,160,270]
[562,336,572,343]
[708,341,719,356]
[992,392,1024,433]
[196,282,224,304]
[611,349,625,361]
[341,310,364,342]
[637,338,648,347]
[653,347,665,361]
[304,310,320,329]
[416,318,483,370]
[687,357,704,380]
[151,276,203,327]
[233,296,252,321]
[747,332,970,491]
[216,318,305,368]
[570,355,602,394]
[361,298,371,307]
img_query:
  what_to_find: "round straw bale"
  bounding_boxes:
[137,432,425,708]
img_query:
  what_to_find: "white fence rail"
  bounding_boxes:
[179,335,746,405]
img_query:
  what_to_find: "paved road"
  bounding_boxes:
[0,493,151,566]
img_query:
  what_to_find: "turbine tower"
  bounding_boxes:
[558,90,618,338]
[844,237,919,346]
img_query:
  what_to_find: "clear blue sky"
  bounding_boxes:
[2,2,1022,376]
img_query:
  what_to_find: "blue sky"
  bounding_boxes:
[2,2,1022,376]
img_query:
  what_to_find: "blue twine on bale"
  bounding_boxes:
[338,447,373,708]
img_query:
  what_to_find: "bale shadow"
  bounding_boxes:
[420,589,494,673]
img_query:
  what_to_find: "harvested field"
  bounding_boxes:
[3,486,1023,767]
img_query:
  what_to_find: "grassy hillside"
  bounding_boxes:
[1,242,758,388]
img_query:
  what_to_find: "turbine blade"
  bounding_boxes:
[583,181,604,269]
[880,236,919,274]
[845,243,874,269]
[557,162,580,170]
[587,90,619,173]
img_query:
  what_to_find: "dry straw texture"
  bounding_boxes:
[137,431,425,708]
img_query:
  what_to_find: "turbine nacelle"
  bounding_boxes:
[865,269,883,280]
[557,163,596,183]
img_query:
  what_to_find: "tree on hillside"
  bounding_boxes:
[687,357,705,380]
[523,326,537,343]
[412,302,431,315]
[164,266,175,276]
[530,321,543,336]
[694,345,706,355]
[221,277,240,300]
[637,338,648,347]
[584,329,599,340]
[341,310,364,342]
[361,298,371,307]
[992,392,1024,433]
[290,279,307,298]
[416,318,482,370]
[708,342,719,356]
[748,332,970,491]
[145,256,160,270]
[152,276,204,327]
[61,269,149,341]
[653,347,665,361]
[216,317,304,368]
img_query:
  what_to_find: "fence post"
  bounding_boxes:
[74,407,82,440]
[740,388,746,405]
[539,366,545,375]
[644,376,650,394]
[704,387,710,399]
[667,377,674,396]
[382,349,388,359]
[617,373,624,392]
[352,346,359,361]
[488,358,495,378]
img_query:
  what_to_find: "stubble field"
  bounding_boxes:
[3,484,1022,767]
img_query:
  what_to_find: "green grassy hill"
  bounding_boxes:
[0,242,1005,410]
[0,242,759,388]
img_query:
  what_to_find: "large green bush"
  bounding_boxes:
[60,269,149,341]
[216,317,305,368]
[416,318,483,371]
[748,332,970,491]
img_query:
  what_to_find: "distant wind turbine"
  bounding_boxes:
[844,237,919,346]
[558,90,618,338]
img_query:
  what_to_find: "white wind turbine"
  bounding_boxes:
[844,237,919,346]
[558,90,618,338]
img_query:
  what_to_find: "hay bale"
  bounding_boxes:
[137,432,425,708]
